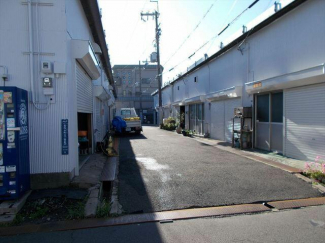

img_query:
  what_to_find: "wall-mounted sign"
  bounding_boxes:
[253,82,262,88]
[61,119,69,155]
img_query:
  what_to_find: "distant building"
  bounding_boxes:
[112,64,163,125]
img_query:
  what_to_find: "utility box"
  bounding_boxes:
[234,107,252,118]
[0,87,30,200]
[150,52,157,63]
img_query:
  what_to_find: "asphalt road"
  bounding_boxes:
[2,206,325,243]
[118,127,321,213]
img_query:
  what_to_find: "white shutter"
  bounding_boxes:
[225,98,241,142]
[285,83,325,161]
[95,98,102,142]
[210,101,225,140]
[76,62,93,113]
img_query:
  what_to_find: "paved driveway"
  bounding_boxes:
[118,127,321,213]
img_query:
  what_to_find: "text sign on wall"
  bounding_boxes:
[61,119,69,155]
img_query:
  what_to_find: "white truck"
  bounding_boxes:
[115,108,142,134]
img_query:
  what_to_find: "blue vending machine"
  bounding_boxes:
[0,87,30,200]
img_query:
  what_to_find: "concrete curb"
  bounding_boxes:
[1,197,325,236]
[84,184,101,218]
[110,137,123,215]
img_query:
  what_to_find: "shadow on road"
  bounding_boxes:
[117,133,164,242]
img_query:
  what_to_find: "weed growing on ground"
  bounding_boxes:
[96,199,111,218]
[66,201,85,220]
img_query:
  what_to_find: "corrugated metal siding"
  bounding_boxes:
[225,98,241,142]
[29,74,77,174]
[285,83,325,161]
[76,62,93,113]
[210,98,241,142]
[211,101,225,141]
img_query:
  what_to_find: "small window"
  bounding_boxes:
[178,86,180,90]
[271,92,283,123]
[121,110,131,116]
[257,94,269,122]
[194,76,198,83]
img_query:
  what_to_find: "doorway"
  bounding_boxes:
[255,92,283,153]
[180,106,185,129]
[189,103,204,135]
[77,112,92,166]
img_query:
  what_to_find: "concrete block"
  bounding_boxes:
[0,214,15,224]
[31,173,70,189]
[0,190,31,214]
[85,197,99,217]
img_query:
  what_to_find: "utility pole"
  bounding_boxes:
[138,60,142,122]
[141,9,162,123]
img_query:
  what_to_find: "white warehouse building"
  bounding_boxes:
[153,0,325,163]
[0,0,116,188]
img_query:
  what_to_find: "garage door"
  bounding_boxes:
[76,62,93,113]
[210,98,241,142]
[210,101,225,140]
[285,83,325,161]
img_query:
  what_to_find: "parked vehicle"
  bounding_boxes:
[113,108,142,134]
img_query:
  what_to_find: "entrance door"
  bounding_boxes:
[256,92,283,152]
[180,106,185,129]
[189,103,204,135]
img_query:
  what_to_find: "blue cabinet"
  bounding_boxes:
[0,87,30,200]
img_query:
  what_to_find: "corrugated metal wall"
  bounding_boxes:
[29,74,77,174]
[285,83,325,161]
[76,62,93,113]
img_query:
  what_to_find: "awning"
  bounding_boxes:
[183,95,206,105]
[206,86,242,102]
[72,40,100,80]
[245,64,325,94]
[93,86,111,101]
[172,100,185,107]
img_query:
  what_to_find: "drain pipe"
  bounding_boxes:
[28,0,50,110]
[28,0,35,101]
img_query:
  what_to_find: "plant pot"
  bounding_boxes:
[176,127,182,134]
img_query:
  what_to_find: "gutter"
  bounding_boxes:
[80,0,116,98]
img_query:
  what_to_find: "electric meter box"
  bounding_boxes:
[0,86,30,200]
[41,61,53,74]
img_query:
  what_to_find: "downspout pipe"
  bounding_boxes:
[28,0,35,102]
[28,1,50,110]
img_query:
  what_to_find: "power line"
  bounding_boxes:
[162,0,219,67]
[163,0,261,78]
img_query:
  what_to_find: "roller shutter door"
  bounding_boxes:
[210,98,241,142]
[95,98,103,142]
[210,101,225,140]
[285,83,325,161]
[76,62,93,113]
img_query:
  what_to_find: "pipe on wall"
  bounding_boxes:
[28,0,50,110]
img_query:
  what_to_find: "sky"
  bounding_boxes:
[99,0,294,85]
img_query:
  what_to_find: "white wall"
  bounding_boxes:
[0,0,110,176]
[159,0,325,140]
[248,0,325,83]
